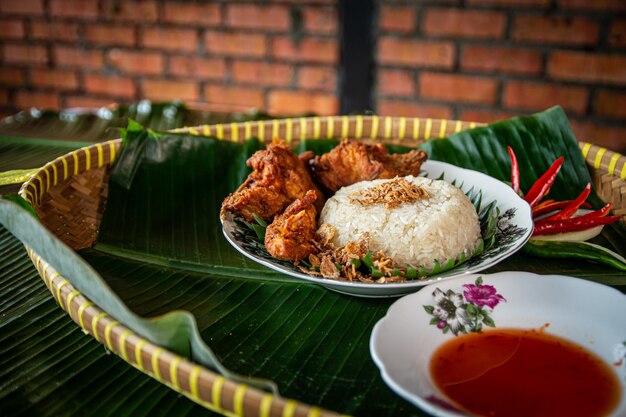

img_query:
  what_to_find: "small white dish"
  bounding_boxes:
[370,271,626,416]
[222,161,533,297]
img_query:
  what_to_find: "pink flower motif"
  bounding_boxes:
[437,320,447,329]
[463,283,506,309]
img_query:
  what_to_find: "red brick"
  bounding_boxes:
[141,28,197,52]
[461,45,543,76]
[378,38,454,69]
[53,46,104,70]
[162,2,221,26]
[420,73,499,104]
[85,24,136,47]
[303,7,338,34]
[609,20,626,48]
[423,9,506,39]
[0,68,24,85]
[0,19,25,39]
[232,60,293,87]
[102,0,158,22]
[467,0,550,6]
[15,91,60,110]
[569,120,626,153]
[0,0,43,15]
[30,21,79,42]
[64,96,116,109]
[0,89,8,106]
[268,90,338,115]
[204,85,265,109]
[143,79,199,102]
[226,4,289,31]
[512,16,599,46]
[377,100,453,119]
[380,6,415,33]
[30,69,79,90]
[2,44,48,65]
[272,36,338,64]
[168,56,226,80]
[298,66,336,91]
[459,109,519,124]
[205,31,266,58]
[84,74,136,98]
[107,49,164,75]
[378,69,415,97]
[560,0,626,12]
[548,51,626,85]
[595,89,626,119]
[49,0,99,19]
[503,81,589,115]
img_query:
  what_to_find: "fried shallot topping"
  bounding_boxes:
[299,230,409,283]
[349,177,429,209]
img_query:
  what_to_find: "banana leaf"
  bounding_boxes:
[420,106,593,204]
[420,106,626,259]
[1,107,625,417]
[0,100,274,142]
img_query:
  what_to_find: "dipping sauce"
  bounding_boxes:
[430,328,622,417]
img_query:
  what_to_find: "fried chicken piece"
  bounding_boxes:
[265,190,319,261]
[221,139,325,222]
[309,139,428,194]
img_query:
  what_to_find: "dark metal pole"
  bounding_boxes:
[339,0,375,114]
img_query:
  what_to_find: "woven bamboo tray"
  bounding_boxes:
[18,116,626,417]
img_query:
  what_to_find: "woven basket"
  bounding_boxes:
[18,116,626,417]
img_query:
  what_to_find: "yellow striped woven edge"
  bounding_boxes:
[579,142,626,181]
[175,115,478,144]
[16,116,625,417]
[579,142,626,221]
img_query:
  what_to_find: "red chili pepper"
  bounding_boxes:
[507,146,520,195]
[524,157,564,207]
[533,215,620,236]
[532,200,592,218]
[581,203,612,219]
[542,183,591,221]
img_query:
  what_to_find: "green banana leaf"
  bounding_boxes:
[0,100,274,143]
[420,106,595,204]
[2,106,625,417]
[420,106,626,259]
[0,195,277,393]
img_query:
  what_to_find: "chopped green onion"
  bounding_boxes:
[252,213,267,227]
[406,267,417,279]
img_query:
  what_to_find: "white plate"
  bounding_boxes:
[222,161,533,298]
[370,272,626,416]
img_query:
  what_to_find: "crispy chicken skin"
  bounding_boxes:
[309,139,429,194]
[221,139,325,222]
[265,190,319,261]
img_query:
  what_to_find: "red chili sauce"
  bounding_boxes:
[430,328,622,417]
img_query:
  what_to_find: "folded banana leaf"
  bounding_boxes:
[1,106,625,417]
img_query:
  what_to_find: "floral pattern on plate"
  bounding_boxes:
[423,276,506,335]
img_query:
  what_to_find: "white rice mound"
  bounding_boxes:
[319,176,481,270]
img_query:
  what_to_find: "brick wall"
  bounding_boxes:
[0,0,625,152]
[376,0,626,152]
[0,0,340,116]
